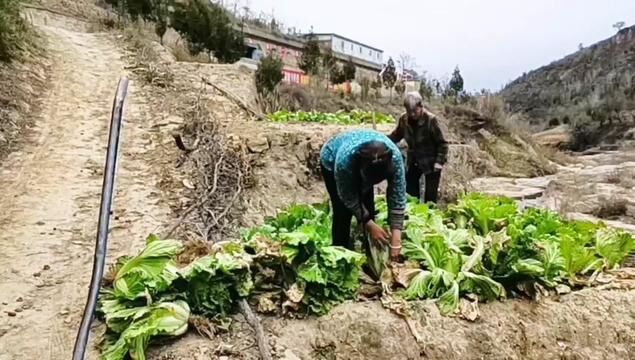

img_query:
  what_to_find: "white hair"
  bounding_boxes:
[404,91,423,111]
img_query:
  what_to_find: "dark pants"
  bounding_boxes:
[321,164,375,250]
[406,166,442,203]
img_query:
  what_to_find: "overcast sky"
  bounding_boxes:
[231,0,635,91]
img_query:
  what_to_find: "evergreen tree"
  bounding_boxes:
[171,0,244,63]
[299,34,321,75]
[382,57,397,99]
[342,57,356,82]
[448,66,465,95]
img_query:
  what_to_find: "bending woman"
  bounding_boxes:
[320,129,406,261]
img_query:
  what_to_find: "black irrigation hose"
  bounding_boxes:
[72,77,129,360]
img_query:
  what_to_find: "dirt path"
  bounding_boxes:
[0,12,170,360]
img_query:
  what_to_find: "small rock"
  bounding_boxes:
[36,221,45,226]
[55,279,64,285]
[247,136,270,153]
[15,297,22,303]
[1,302,7,306]
[282,350,301,360]
[20,302,32,311]
[0,325,11,337]
[43,265,50,271]
[556,284,572,295]
[182,179,195,189]
[60,310,70,316]
[478,128,495,141]
[14,308,22,313]
[5,311,16,317]
[33,272,41,278]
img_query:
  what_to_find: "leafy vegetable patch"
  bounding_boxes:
[97,194,634,358]
[267,110,395,125]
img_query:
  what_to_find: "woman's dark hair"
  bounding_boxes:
[357,141,394,184]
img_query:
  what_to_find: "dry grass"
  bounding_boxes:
[177,238,212,266]
[0,26,46,162]
[255,90,282,114]
[171,42,210,63]
[537,144,577,166]
[32,0,108,20]
[606,169,623,185]
[119,21,176,87]
[592,197,628,220]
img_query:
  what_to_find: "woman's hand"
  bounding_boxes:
[389,229,402,262]
[365,220,389,247]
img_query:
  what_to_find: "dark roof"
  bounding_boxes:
[303,33,383,53]
[331,51,382,71]
[237,24,305,50]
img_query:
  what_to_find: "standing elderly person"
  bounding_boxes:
[389,92,449,203]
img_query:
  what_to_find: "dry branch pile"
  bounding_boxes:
[170,91,253,242]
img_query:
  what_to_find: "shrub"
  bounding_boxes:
[329,64,345,85]
[105,0,154,20]
[255,53,283,94]
[570,115,601,151]
[0,0,28,63]
[394,80,405,97]
[419,77,434,100]
[360,77,371,100]
[170,0,244,63]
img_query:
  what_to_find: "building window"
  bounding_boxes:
[351,43,353,51]
[359,46,362,54]
[341,40,344,49]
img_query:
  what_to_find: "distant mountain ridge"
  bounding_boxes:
[500,25,635,129]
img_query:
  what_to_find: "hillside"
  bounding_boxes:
[0,2,634,360]
[500,25,635,137]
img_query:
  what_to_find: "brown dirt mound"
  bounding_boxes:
[147,283,635,360]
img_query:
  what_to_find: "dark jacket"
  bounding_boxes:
[389,110,449,174]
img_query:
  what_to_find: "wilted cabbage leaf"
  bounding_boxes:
[113,235,183,301]
[101,300,190,360]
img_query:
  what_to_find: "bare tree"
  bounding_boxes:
[397,52,418,79]
[613,21,626,32]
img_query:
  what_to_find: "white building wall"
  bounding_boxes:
[327,35,383,65]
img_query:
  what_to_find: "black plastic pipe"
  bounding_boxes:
[72,77,129,360]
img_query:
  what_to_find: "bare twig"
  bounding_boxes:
[201,77,263,119]
[238,299,273,360]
